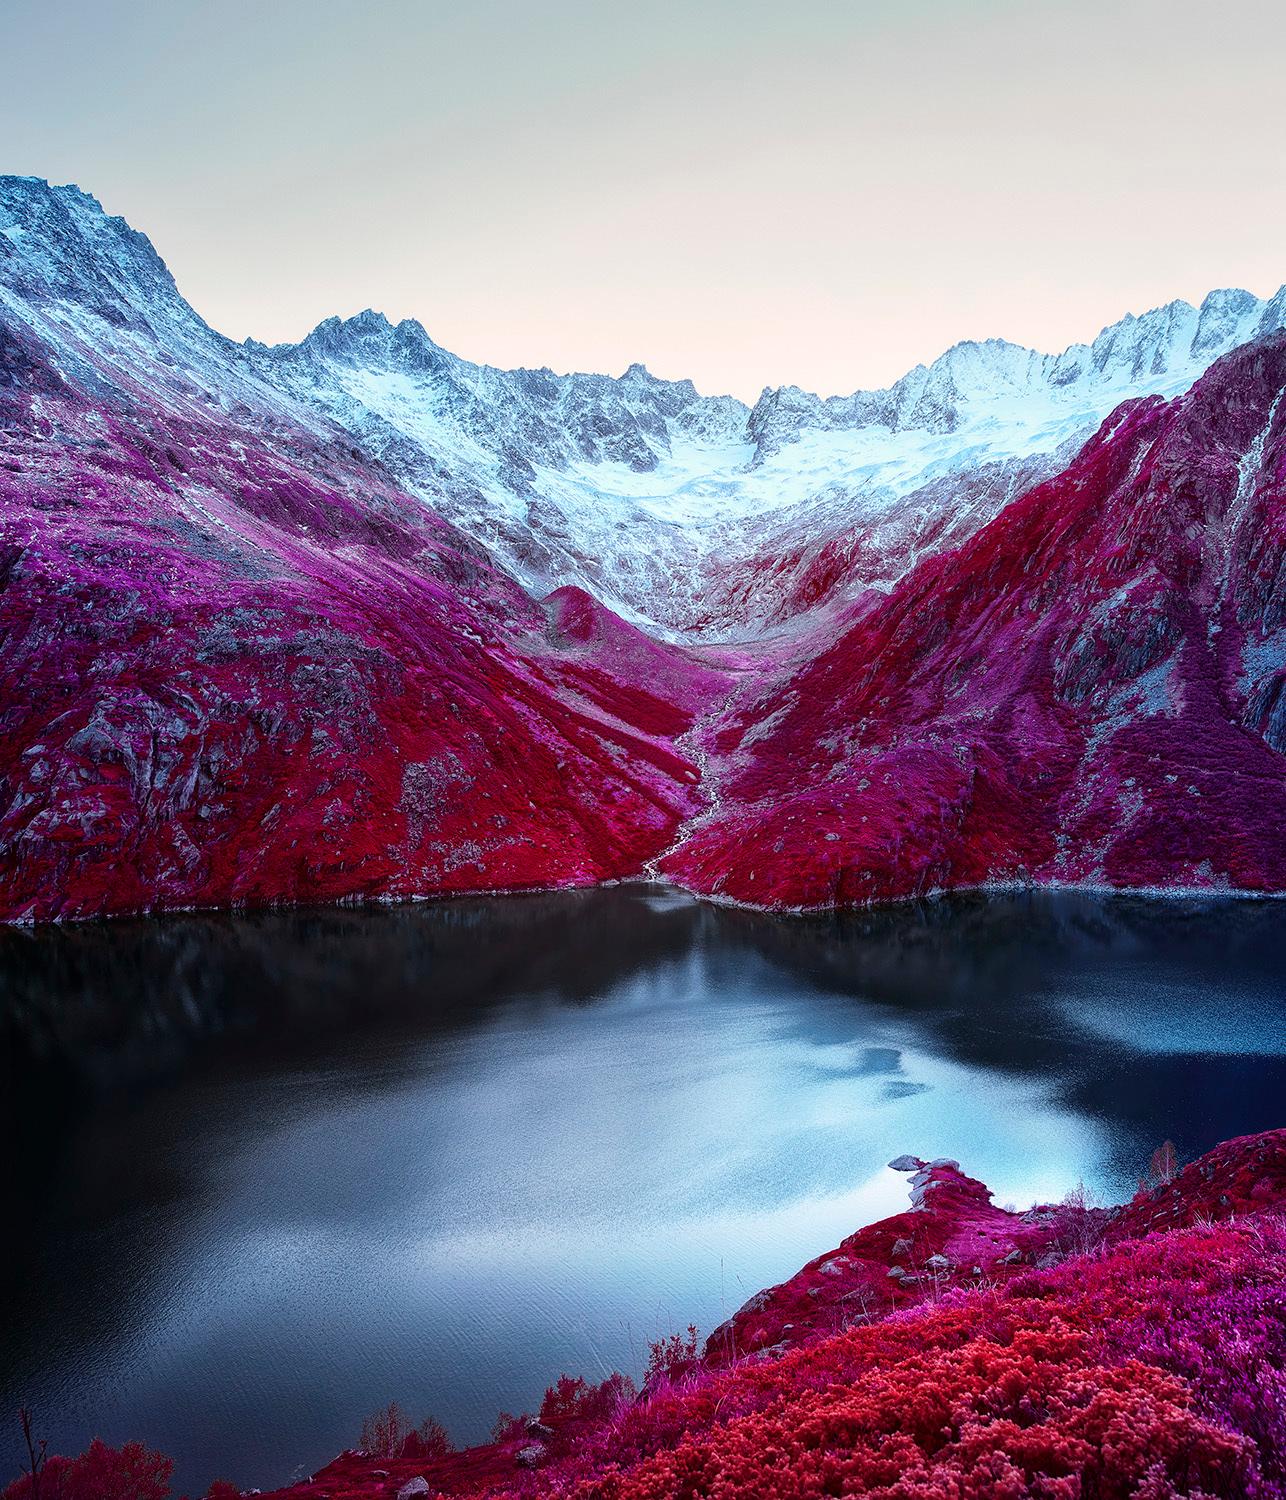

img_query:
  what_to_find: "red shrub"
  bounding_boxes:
[539,1374,637,1426]
[2,1438,172,1500]
[490,1411,528,1444]
[358,1401,407,1457]
[464,1216,1286,1499]
[643,1325,699,1385]
[561,1327,1253,1499]
[357,1401,451,1461]
[401,1415,452,1462]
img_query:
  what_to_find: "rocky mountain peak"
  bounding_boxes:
[0,178,188,326]
[3,175,1285,641]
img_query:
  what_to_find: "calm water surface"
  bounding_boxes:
[3,884,1284,1494]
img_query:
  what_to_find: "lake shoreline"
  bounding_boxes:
[5,886,1285,1495]
[250,1128,1286,1498]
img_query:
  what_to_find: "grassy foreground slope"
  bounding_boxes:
[260,1131,1286,1500]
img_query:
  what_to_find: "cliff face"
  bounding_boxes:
[251,1130,1286,1500]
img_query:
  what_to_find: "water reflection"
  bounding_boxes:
[2,885,1283,1495]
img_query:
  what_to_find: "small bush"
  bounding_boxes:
[358,1401,451,1460]
[401,1415,452,1461]
[490,1410,528,1444]
[1049,1180,1107,1257]
[1140,1138,1180,1190]
[645,1325,700,1385]
[539,1372,637,1425]
[358,1400,408,1457]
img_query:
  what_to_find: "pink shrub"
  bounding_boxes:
[539,1374,637,1426]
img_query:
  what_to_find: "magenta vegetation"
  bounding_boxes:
[241,1130,1286,1499]
[4,179,1286,918]
[664,340,1286,905]
[11,1131,1283,1499]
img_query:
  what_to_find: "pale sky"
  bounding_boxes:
[5,0,1286,399]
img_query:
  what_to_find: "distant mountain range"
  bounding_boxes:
[3,175,1286,917]
[6,176,1284,639]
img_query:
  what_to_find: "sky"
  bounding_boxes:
[5,0,1286,400]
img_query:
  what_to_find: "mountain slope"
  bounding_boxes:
[7,177,1283,642]
[662,335,1286,904]
[3,175,1286,919]
[0,185,730,921]
[255,283,1286,640]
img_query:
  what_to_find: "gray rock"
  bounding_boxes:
[891,1236,913,1257]
[735,1288,772,1316]
[397,1481,431,1500]
[887,1155,923,1172]
[516,1443,547,1469]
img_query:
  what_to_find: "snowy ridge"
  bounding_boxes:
[3,175,1285,639]
[251,285,1286,638]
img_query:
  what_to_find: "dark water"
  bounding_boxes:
[3,883,1284,1495]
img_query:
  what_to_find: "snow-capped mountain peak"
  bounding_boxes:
[2,176,1284,640]
[0,176,180,326]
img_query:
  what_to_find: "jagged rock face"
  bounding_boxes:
[0,176,179,329]
[661,337,1286,905]
[271,315,746,475]
[4,174,1286,919]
